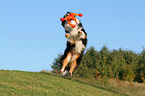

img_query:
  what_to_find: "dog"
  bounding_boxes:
[59,12,87,76]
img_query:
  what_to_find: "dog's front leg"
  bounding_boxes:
[65,33,75,44]
[78,31,87,39]
[69,53,80,76]
[65,33,70,38]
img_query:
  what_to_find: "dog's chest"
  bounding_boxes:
[69,28,79,40]
[69,28,85,54]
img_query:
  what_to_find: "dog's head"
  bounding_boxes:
[61,12,81,31]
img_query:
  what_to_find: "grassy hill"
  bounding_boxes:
[0,70,124,96]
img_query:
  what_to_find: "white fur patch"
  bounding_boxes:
[62,70,69,76]
[67,36,74,44]
[75,40,85,53]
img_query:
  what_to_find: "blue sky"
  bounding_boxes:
[0,0,145,72]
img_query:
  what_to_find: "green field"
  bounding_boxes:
[0,70,125,96]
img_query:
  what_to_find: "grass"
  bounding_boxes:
[0,70,145,96]
[0,70,122,96]
[71,77,145,96]
[44,70,145,96]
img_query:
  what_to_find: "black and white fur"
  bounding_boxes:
[59,12,87,76]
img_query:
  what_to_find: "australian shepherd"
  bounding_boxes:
[59,12,87,76]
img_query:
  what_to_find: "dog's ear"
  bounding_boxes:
[66,11,72,16]
[63,12,71,18]
[67,11,71,14]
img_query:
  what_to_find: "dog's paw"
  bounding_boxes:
[78,31,83,35]
[59,70,63,74]
[78,31,86,39]
[68,71,73,77]
[65,33,70,38]
[62,70,69,76]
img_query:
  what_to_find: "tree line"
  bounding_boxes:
[52,45,145,83]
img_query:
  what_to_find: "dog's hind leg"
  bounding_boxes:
[59,52,72,74]
[69,53,80,76]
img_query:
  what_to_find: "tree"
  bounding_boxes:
[51,54,62,73]
[51,46,145,83]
